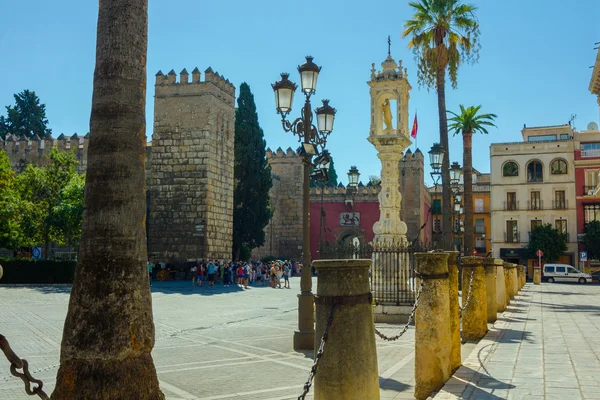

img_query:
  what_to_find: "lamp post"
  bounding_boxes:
[313,151,332,257]
[428,143,445,245]
[272,56,337,351]
[347,165,360,223]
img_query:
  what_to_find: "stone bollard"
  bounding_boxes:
[415,253,451,400]
[461,257,488,342]
[483,258,497,323]
[495,259,506,313]
[520,265,526,288]
[313,259,379,400]
[533,266,541,285]
[504,262,514,302]
[511,263,519,295]
[445,251,461,373]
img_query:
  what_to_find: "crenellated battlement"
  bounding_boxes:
[310,184,379,198]
[266,147,301,163]
[155,66,236,100]
[1,132,90,173]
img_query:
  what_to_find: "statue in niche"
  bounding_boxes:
[381,98,393,131]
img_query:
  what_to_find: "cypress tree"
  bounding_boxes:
[233,83,272,260]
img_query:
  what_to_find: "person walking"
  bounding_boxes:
[190,264,198,286]
[197,263,204,287]
[207,260,216,287]
[236,264,244,287]
[283,263,291,289]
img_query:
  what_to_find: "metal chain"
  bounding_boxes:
[0,335,50,400]
[459,270,475,314]
[298,304,336,400]
[374,279,424,341]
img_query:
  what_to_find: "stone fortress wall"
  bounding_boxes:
[252,145,431,261]
[1,66,235,264]
[148,67,235,262]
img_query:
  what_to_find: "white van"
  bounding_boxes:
[543,264,591,283]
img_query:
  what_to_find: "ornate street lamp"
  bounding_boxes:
[347,166,360,191]
[272,56,337,351]
[428,143,444,185]
[449,162,463,188]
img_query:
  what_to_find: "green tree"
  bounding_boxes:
[0,151,21,249]
[232,83,273,260]
[525,224,568,263]
[15,148,79,257]
[368,175,381,186]
[310,155,338,187]
[51,173,85,250]
[583,221,600,260]
[0,90,52,139]
[448,105,497,256]
[52,0,163,397]
[403,0,480,248]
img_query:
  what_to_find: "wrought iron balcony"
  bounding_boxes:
[552,200,568,210]
[503,201,519,211]
[527,200,544,211]
[504,232,520,243]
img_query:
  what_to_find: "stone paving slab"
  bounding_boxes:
[434,282,600,400]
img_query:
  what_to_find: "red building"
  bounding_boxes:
[574,126,600,268]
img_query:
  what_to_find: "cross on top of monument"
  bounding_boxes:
[388,35,391,56]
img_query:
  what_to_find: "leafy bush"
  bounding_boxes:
[0,258,76,283]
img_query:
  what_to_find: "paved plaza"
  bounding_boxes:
[0,277,434,400]
[4,278,600,399]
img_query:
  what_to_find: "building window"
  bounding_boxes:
[560,133,569,140]
[475,218,485,234]
[554,190,566,210]
[433,219,441,233]
[506,192,517,210]
[432,199,442,214]
[584,204,600,224]
[475,198,484,213]
[555,219,567,235]
[582,142,600,157]
[531,219,542,231]
[530,191,541,210]
[506,220,519,243]
[550,159,568,175]
[527,160,543,183]
[502,161,519,177]
[475,237,485,248]
[585,170,599,193]
[528,134,557,142]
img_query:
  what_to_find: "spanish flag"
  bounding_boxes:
[411,112,418,139]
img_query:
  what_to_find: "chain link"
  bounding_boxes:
[374,279,424,341]
[459,270,475,314]
[298,304,336,400]
[0,335,50,400]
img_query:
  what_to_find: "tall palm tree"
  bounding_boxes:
[52,0,164,398]
[403,0,480,248]
[448,105,497,256]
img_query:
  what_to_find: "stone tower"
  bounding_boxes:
[251,147,304,260]
[399,148,431,244]
[148,67,236,262]
[367,53,412,245]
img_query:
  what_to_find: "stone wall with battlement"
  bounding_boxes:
[147,66,235,262]
[252,146,432,261]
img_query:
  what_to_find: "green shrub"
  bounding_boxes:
[0,258,77,284]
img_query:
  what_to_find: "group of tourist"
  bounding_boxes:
[148,259,300,290]
[190,260,298,289]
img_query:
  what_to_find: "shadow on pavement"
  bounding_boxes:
[0,284,72,295]
[379,377,410,393]
[150,281,298,296]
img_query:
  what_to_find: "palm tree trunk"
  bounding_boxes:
[436,64,452,249]
[463,131,474,256]
[52,0,163,398]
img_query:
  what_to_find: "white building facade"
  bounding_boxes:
[490,125,578,269]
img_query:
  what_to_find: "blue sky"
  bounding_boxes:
[1,0,599,185]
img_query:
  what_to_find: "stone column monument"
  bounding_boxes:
[367,51,412,245]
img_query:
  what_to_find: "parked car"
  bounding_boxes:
[590,270,600,282]
[543,264,591,283]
